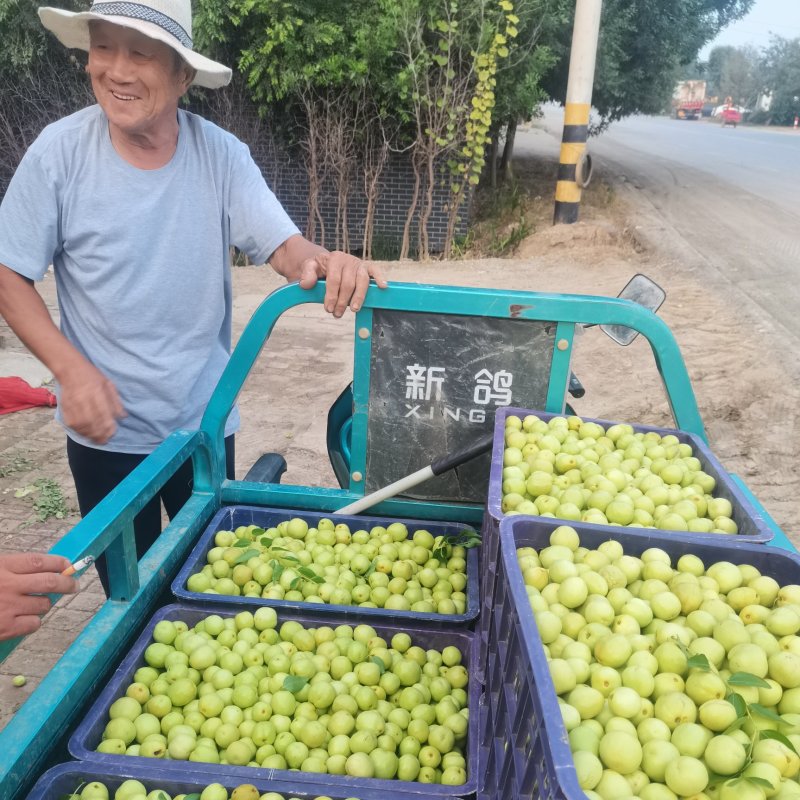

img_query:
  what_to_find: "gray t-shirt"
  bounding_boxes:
[0,105,299,453]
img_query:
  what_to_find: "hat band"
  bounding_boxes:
[90,2,193,49]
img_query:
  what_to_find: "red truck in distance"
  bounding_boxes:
[672,79,706,120]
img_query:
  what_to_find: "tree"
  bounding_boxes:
[195,0,402,250]
[0,0,92,193]
[195,0,521,259]
[759,36,800,125]
[488,0,567,185]
[392,0,519,258]
[541,0,755,128]
[703,44,761,107]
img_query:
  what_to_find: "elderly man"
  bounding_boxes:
[0,0,387,594]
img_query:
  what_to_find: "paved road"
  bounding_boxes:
[589,114,800,211]
[521,111,800,354]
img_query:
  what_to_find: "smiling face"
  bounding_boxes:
[87,20,193,147]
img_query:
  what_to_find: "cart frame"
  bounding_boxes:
[0,279,710,797]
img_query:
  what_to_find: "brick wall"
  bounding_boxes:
[199,97,471,257]
[249,140,470,257]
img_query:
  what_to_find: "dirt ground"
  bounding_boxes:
[0,147,797,728]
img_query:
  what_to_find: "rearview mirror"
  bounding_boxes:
[600,274,666,346]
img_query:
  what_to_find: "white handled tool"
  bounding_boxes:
[337,433,494,515]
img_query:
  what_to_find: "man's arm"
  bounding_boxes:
[268,234,388,318]
[0,264,124,443]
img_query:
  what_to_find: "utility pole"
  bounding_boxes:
[554,0,603,225]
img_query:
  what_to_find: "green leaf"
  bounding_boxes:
[746,776,777,789]
[705,769,741,785]
[722,776,744,786]
[751,704,783,722]
[727,692,748,718]
[156,793,171,800]
[271,560,284,581]
[371,655,387,675]
[259,537,274,548]
[687,654,711,671]
[281,554,300,563]
[728,672,772,689]
[283,675,309,693]
[760,729,800,755]
[233,538,252,548]
[363,560,377,578]
[724,715,749,734]
[298,566,324,584]
[251,527,266,536]
[184,794,202,800]
[234,548,260,565]
[271,546,290,553]
[289,576,302,591]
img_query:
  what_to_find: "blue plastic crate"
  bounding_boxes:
[69,603,479,798]
[172,505,479,626]
[476,406,775,682]
[480,515,800,800]
[28,761,459,800]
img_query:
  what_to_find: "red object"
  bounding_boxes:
[676,100,704,119]
[0,376,57,415]
[721,108,742,126]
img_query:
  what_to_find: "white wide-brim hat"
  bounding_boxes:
[39,0,232,89]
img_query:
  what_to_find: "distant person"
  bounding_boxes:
[0,0,387,595]
[0,553,77,640]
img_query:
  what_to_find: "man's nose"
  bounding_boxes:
[106,50,135,82]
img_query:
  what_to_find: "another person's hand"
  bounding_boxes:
[299,251,388,318]
[59,360,126,444]
[0,553,78,641]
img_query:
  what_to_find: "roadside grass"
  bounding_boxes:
[462,154,623,258]
[13,477,71,522]
[0,452,34,477]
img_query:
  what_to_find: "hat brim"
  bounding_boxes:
[38,7,232,89]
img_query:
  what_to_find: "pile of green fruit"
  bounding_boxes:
[518,524,800,800]
[64,779,359,800]
[501,413,740,534]
[184,518,473,616]
[95,610,470,786]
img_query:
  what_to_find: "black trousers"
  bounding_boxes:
[67,435,235,596]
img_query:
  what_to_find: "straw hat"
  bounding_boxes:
[39,0,232,89]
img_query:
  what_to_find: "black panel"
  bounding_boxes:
[365,310,557,503]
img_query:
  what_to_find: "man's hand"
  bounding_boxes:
[298,252,388,318]
[269,236,388,317]
[0,552,78,641]
[59,360,126,445]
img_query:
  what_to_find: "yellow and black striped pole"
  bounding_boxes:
[554,0,602,225]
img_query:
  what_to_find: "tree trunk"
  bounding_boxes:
[445,179,469,257]
[417,149,435,260]
[489,135,499,189]
[400,148,422,261]
[499,119,517,182]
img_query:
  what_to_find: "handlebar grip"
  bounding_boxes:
[431,434,494,476]
[569,372,586,399]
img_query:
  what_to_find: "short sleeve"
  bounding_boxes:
[226,140,300,266]
[0,146,61,281]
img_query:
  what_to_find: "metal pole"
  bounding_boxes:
[554,0,603,225]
